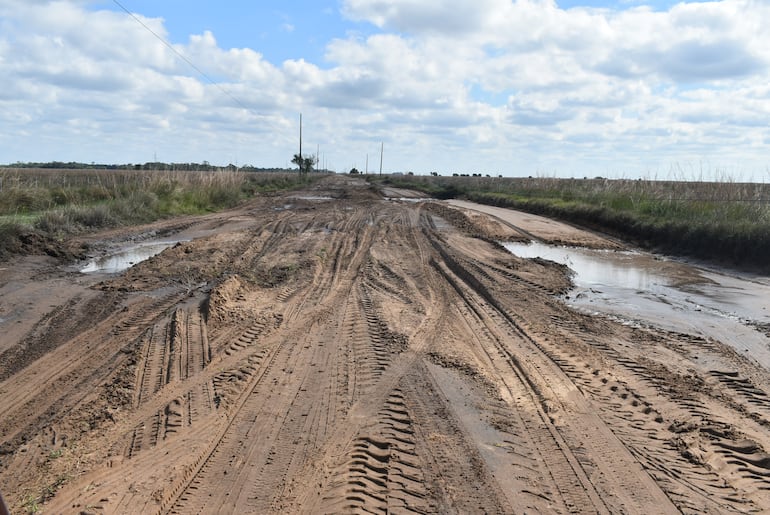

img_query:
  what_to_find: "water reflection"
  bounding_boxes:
[81,241,182,274]
[504,242,670,292]
[503,241,770,371]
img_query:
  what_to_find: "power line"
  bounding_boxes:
[111,0,257,115]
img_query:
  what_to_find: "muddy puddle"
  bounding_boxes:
[504,241,770,370]
[80,240,185,274]
[289,195,333,201]
[388,197,437,203]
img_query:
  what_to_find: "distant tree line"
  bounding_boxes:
[1,161,300,173]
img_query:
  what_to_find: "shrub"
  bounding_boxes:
[0,220,27,257]
[69,204,116,229]
[34,211,75,234]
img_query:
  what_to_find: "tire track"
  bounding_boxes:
[157,329,287,514]
[164,214,383,513]
[0,290,185,459]
[429,240,677,513]
[403,362,513,514]
[127,306,217,458]
[433,258,606,513]
[538,318,770,511]
[320,389,434,514]
[456,240,770,512]
[168,318,338,513]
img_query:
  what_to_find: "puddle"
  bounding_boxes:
[290,195,333,201]
[505,242,671,292]
[388,197,436,203]
[80,240,185,274]
[504,241,770,371]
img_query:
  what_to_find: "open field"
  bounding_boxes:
[2,175,770,513]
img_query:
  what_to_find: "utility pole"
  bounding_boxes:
[299,113,303,166]
[365,154,369,175]
[379,142,383,176]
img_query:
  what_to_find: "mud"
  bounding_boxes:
[2,176,770,514]
[503,239,770,370]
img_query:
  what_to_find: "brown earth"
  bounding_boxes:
[2,175,770,514]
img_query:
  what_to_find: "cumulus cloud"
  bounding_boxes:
[0,0,769,177]
[334,0,770,175]
[0,1,297,164]
[342,0,504,34]
[508,97,576,126]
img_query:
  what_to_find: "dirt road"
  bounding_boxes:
[2,175,770,514]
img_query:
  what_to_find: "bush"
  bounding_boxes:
[0,220,27,257]
[0,188,49,214]
[69,204,116,229]
[34,211,75,234]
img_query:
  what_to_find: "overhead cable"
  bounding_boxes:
[111,0,257,115]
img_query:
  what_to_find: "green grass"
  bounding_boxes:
[370,174,770,271]
[0,168,319,259]
[0,219,27,256]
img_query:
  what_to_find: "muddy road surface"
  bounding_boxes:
[2,176,770,514]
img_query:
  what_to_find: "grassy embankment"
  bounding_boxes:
[373,175,770,271]
[0,168,316,258]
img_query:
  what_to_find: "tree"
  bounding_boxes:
[292,153,316,175]
[349,167,360,175]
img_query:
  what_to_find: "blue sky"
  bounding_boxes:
[97,1,707,62]
[1,0,768,179]
[98,1,360,64]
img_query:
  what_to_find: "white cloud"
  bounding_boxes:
[342,0,505,34]
[0,0,769,177]
[335,0,770,176]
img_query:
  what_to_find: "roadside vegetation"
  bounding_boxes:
[0,168,318,259]
[372,174,770,271]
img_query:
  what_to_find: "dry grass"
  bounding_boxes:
[0,168,316,258]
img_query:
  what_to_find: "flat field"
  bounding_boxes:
[2,175,770,514]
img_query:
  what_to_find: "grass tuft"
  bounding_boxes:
[0,219,27,258]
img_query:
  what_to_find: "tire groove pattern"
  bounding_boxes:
[452,240,770,512]
[320,389,433,514]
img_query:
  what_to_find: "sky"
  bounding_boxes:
[1,0,769,179]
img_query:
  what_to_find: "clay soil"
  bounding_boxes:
[3,175,770,514]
